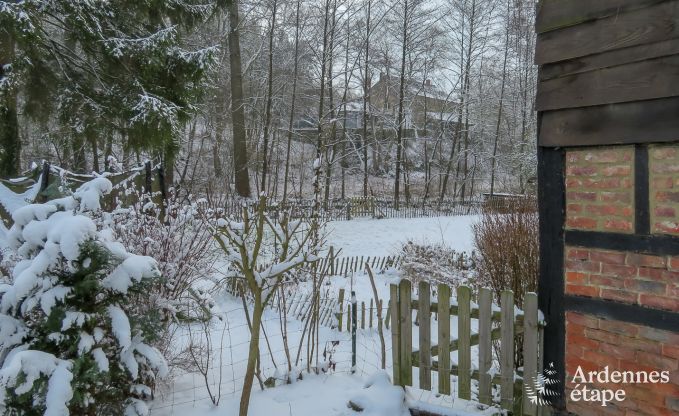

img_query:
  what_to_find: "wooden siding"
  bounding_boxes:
[536,0,679,147]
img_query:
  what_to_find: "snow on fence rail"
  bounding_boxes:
[390,279,545,415]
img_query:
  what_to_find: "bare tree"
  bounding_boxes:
[229,0,252,197]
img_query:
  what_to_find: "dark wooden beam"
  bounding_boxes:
[565,295,679,333]
[539,38,679,82]
[536,0,669,34]
[535,1,679,65]
[537,145,566,410]
[538,96,679,147]
[566,230,679,255]
[537,54,679,111]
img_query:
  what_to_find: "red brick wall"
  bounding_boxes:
[563,146,679,415]
[565,247,679,312]
[566,147,635,233]
[650,145,679,235]
[565,312,679,416]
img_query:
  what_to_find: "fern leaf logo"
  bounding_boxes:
[525,362,560,406]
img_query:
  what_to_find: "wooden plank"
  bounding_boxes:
[399,280,413,386]
[540,38,679,81]
[437,283,451,395]
[500,290,515,411]
[478,288,493,406]
[338,289,345,332]
[361,301,366,330]
[410,299,525,324]
[390,284,400,385]
[537,54,679,111]
[539,96,679,147]
[536,0,668,34]
[426,362,523,393]
[347,306,352,332]
[535,1,679,65]
[385,298,391,330]
[537,147,567,408]
[522,293,539,416]
[419,281,431,391]
[457,286,472,400]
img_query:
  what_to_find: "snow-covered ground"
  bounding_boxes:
[326,216,479,257]
[150,215,494,416]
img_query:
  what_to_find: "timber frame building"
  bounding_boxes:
[536,1,679,414]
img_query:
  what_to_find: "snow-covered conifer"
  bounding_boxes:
[0,178,167,415]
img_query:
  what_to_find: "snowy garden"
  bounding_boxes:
[0,169,539,416]
[0,1,543,414]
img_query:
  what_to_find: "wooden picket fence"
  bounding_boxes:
[334,288,390,333]
[317,254,402,276]
[390,280,544,415]
[273,289,339,328]
[221,196,533,223]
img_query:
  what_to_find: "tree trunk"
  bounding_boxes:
[104,134,113,172]
[89,134,100,173]
[0,32,20,177]
[394,0,409,209]
[260,0,277,193]
[490,0,510,197]
[362,0,371,198]
[239,295,263,416]
[323,4,337,209]
[228,0,251,197]
[282,0,301,204]
[71,135,87,173]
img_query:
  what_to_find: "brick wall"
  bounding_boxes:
[563,146,679,415]
[565,247,679,312]
[565,312,679,416]
[650,145,679,235]
[566,147,635,233]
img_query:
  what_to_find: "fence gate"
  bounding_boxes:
[390,279,544,415]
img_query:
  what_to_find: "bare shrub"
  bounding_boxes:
[473,198,538,306]
[473,198,538,368]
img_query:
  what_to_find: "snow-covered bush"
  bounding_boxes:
[98,188,219,323]
[0,178,167,415]
[399,241,478,288]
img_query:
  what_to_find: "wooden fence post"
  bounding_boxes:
[337,289,345,331]
[39,161,50,201]
[437,283,451,395]
[478,287,493,405]
[398,279,412,386]
[390,284,400,385]
[500,290,515,411]
[351,291,357,373]
[457,285,472,400]
[418,281,431,391]
[329,246,335,275]
[522,292,539,416]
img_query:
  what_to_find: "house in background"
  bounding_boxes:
[368,72,458,137]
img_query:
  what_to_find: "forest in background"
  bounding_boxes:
[0,0,538,203]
